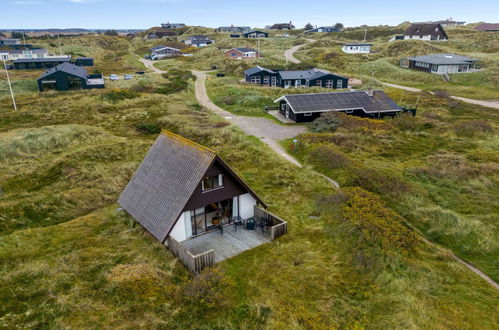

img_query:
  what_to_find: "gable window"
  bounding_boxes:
[201,174,224,192]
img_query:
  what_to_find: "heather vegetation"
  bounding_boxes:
[0,29,498,328]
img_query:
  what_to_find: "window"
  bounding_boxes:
[263,76,270,84]
[345,109,353,114]
[201,174,224,192]
[304,112,312,116]
[336,79,343,89]
[316,80,322,87]
[295,80,301,87]
[325,80,334,88]
[250,76,261,83]
[231,52,237,57]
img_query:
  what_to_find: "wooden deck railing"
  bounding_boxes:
[166,237,215,274]
[254,206,288,240]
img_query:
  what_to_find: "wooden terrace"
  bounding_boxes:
[166,206,287,273]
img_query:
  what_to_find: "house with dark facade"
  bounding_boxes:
[269,22,295,30]
[184,35,214,47]
[400,54,478,74]
[243,30,269,38]
[13,57,71,70]
[389,23,448,42]
[0,38,21,46]
[275,90,414,123]
[0,48,49,61]
[161,22,186,29]
[119,130,287,273]
[150,45,181,59]
[304,26,340,34]
[245,66,349,89]
[37,62,104,92]
[224,48,260,59]
[216,26,251,33]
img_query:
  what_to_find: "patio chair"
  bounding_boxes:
[256,217,269,233]
[232,216,244,231]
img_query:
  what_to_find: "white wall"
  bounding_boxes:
[239,193,256,219]
[169,211,192,242]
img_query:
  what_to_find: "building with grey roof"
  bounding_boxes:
[244,66,349,89]
[275,90,415,122]
[400,53,478,74]
[37,62,104,92]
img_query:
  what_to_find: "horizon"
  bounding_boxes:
[1,0,498,30]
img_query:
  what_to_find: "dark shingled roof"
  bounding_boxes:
[13,57,70,63]
[118,131,265,243]
[244,66,276,76]
[278,68,346,80]
[404,23,448,38]
[276,90,402,114]
[38,62,88,80]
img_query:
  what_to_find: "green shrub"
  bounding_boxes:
[135,123,161,134]
[103,89,140,102]
[454,120,494,137]
[156,79,189,95]
[307,144,351,169]
[309,113,343,133]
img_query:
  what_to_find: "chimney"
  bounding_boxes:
[366,88,374,96]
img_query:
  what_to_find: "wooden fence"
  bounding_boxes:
[254,206,288,241]
[166,237,215,274]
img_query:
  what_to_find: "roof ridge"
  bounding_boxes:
[161,129,216,156]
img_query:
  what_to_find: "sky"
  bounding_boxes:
[1,0,498,29]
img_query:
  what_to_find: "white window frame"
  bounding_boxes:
[295,80,301,87]
[337,79,343,89]
[316,80,322,87]
[325,80,334,88]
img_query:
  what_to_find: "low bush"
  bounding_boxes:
[307,144,351,169]
[454,120,494,137]
[135,123,162,134]
[309,113,343,133]
[103,89,140,102]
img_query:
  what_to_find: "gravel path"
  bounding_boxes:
[283,38,314,64]
[382,80,499,110]
[192,71,307,167]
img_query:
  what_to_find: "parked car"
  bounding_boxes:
[124,74,134,80]
[109,74,119,81]
[144,55,151,59]
[135,71,145,75]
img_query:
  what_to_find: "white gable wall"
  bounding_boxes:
[239,193,257,219]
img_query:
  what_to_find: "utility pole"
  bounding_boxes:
[363,28,367,43]
[2,58,18,111]
[57,33,62,55]
[21,29,27,45]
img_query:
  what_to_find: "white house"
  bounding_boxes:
[341,43,372,54]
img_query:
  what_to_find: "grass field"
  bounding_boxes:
[0,34,498,328]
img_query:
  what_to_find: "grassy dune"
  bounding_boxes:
[0,34,498,328]
[295,27,499,99]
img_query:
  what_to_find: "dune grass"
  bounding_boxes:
[295,27,499,99]
[0,33,498,328]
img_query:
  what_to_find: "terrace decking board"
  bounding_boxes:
[181,225,271,263]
